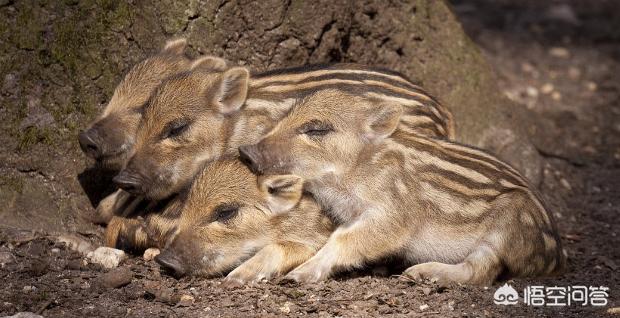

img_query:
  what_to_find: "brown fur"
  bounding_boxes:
[108,64,453,254]
[85,38,229,224]
[242,90,566,285]
[116,63,454,202]
[153,159,333,283]
[80,38,194,170]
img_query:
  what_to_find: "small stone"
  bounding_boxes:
[447,300,455,311]
[521,62,535,74]
[0,251,13,265]
[99,267,133,288]
[22,285,36,292]
[87,247,127,269]
[419,304,429,311]
[2,312,44,318]
[586,81,597,91]
[143,281,180,305]
[541,83,554,94]
[57,235,94,255]
[143,248,161,261]
[546,4,580,25]
[560,178,572,190]
[568,67,581,79]
[422,287,432,295]
[551,91,562,101]
[50,248,60,254]
[279,301,292,314]
[178,294,195,307]
[549,47,570,58]
[525,86,538,98]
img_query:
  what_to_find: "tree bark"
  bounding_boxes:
[0,0,541,233]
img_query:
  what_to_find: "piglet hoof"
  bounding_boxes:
[403,263,453,287]
[143,248,161,261]
[221,276,248,289]
[282,268,324,284]
[403,266,424,281]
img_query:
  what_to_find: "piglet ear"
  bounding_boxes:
[363,102,403,141]
[210,67,250,114]
[259,174,304,215]
[190,56,228,72]
[162,38,188,55]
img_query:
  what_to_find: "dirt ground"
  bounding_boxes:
[1,1,619,317]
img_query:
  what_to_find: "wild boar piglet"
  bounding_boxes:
[239,90,567,285]
[153,159,333,283]
[114,63,453,201]
[79,38,228,223]
[79,38,226,169]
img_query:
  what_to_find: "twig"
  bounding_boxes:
[35,299,54,314]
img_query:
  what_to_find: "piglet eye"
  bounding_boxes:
[300,120,333,137]
[163,119,190,139]
[213,203,240,223]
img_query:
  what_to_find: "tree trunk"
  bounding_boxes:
[0,0,541,233]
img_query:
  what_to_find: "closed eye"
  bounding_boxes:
[299,119,333,137]
[212,203,240,223]
[162,119,190,139]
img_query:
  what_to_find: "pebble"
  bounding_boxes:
[22,286,36,292]
[143,248,161,261]
[525,86,538,98]
[560,178,572,190]
[1,312,44,318]
[546,4,580,25]
[568,67,581,79]
[178,294,195,307]
[520,62,535,74]
[0,251,13,265]
[50,248,60,254]
[541,83,554,94]
[422,287,432,295]
[87,247,127,269]
[447,300,455,311]
[99,267,133,288]
[551,91,562,101]
[549,47,570,58]
[586,81,597,91]
[279,301,293,314]
[56,235,94,255]
[144,281,180,305]
[419,304,429,311]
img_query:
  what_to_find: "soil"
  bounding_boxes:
[1,1,619,317]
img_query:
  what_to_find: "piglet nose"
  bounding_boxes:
[113,170,143,195]
[78,129,101,159]
[238,144,262,174]
[155,249,186,278]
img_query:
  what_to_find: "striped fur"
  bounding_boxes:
[110,63,453,254]
[152,159,333,281]
[118,63,454,201]
[249,63,454,139]
[242,90,566,285]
